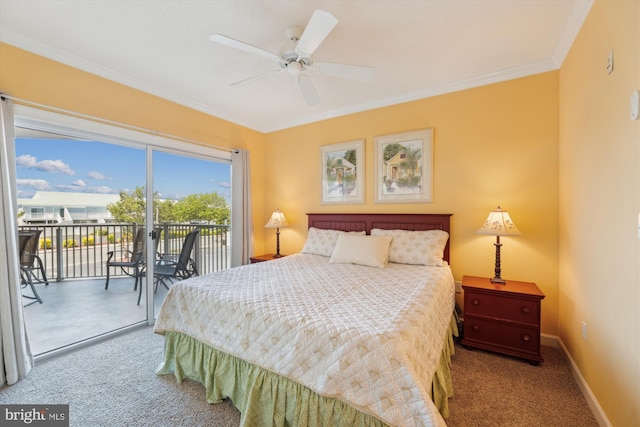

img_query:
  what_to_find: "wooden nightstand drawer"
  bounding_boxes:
[461,275,545,364]
[463,316,541,357]
[464,290,540,325]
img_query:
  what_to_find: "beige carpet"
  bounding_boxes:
[0,326,599,426]
[447,341,599,426]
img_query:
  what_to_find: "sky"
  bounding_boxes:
[15,137,231,202]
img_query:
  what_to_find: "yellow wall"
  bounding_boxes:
[559,0,640,425]
[0,43,268,243]
[1,42,561,335]
[266,72,560,335]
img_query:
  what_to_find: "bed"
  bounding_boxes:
[154,213,457,427]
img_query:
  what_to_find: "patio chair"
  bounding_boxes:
[149,228,200,304]
[134,227,162,292]
[19,230,47,306]
[105,227,147,292]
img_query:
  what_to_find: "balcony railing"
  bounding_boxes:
[18,223,230,282]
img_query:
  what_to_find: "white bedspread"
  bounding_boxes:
[154,253,455,427]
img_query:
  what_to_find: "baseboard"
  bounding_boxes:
[541,334,611,427]
[540,333,558,348]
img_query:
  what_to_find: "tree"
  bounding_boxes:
[344,149,356,166]
[173,193,229,224]
[383,143,404,161]
[155,199,178,223]
[107,186,147,223]
[326,155,339,180]
[399,146,422,185]
[108,187,230,224]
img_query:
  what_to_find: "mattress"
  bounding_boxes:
[154,253,456,427]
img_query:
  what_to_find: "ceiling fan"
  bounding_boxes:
[209,9,375,106]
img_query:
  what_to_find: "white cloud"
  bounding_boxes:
[16,178,50,190]
[16,154,75,175]
[15,154,37,167]
[94,186,116,194]
[218,181,231,189]
[56,185,80,191]
[87,170,110,180]
[55,183,117,194]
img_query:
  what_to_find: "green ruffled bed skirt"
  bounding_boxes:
[156,315,457,427]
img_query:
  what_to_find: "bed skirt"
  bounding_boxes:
[155,315,458,426]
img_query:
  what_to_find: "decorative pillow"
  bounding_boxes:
[329,234,392,268]
[302,227,365,257]
[370,228,449,266]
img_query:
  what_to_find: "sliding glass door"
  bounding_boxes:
[150,150,231,318]
[15,128,148,356]
[13,106,233,356]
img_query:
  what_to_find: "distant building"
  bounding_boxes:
[17,191,120,225]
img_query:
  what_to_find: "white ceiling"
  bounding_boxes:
[0,0,593,133]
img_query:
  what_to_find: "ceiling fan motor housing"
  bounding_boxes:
[279,51,312,75]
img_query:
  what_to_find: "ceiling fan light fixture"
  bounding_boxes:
[287,61,303,75]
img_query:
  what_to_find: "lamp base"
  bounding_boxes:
[490,237,506,284]
[273,228,283,259]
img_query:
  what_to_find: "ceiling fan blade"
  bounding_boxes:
[297,75,321,106]
[295,10,338,57]
[312,62,375,81]
[209,34,280,62]
[230,69,282,87]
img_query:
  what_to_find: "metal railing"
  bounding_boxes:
[18,223,230,282]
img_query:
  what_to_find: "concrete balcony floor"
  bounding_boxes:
[22,276,169,356]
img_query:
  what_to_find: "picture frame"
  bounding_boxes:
[374,128,433,203]
[320,139,365,204]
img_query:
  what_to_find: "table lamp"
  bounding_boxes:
[264,209,289,258]
[476,206,521,284]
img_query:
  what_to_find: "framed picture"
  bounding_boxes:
[321,139,365,204]
[374,129,433,203]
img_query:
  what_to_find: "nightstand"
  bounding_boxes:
[250,254,285,263]
[461,275,545,364]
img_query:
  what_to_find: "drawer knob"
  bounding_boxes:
[471,324,480,331]
[472,299,480,306]
[522,334,531,342]
[521,306,532,315]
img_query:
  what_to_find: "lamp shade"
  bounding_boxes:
[476,206,521,236]
[265,209,289,228]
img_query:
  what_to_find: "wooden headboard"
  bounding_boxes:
[307,213,452,263]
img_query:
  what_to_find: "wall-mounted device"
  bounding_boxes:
[631,90,639,120]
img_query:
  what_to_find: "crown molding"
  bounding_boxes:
[264,58,558,132]
[0,30,264,131]
[3,0,593,135]
[551,0,594,67]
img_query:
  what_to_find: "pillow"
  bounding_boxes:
[370,228,449,266]
[329,234,392,268]
[302,227,365,257]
